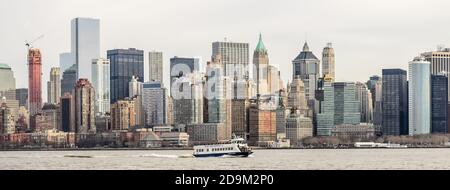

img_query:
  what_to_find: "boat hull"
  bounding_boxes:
[194,151,253,158]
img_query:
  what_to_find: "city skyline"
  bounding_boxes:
[2,0,450,102]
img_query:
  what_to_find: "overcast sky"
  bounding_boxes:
[1,0,450,101]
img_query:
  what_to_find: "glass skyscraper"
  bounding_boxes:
[108,48,144,103]
[71,17,100,81]
[408,57,431,135]
[431,74,448,133]
[382,69,408,136]
[212,41,249,81]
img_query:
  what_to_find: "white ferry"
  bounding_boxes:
[354,142,408,148]
[193,137,253,157]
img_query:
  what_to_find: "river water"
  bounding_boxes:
[0,149,449,170]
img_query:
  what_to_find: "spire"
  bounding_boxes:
[302,41,310,52]
[255,33,266,52]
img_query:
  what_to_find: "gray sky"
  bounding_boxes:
[1,0,450,101]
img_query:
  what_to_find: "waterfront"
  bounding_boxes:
[1,149,450,170]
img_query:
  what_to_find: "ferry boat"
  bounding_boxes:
[193,137,253,157]
[354,142,408,149]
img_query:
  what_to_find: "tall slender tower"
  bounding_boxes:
[148,51,163,83]
[408,57,431,135]
[322,43,335,81]
[253,34,269,96]
[47,67,61,104]
[74,79,96,133]
[92,58,110,116]
[28,48,42,116]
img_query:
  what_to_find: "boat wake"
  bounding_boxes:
[139,154,194,159]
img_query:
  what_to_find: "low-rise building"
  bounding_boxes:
[160,132,189,147]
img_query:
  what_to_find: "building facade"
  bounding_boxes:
[92,58,110,115]
[212,41,249,81]
[71,17,100,81]
[431,74,448,133]
[61,65,77,96]
[408,57,431,135]
[47,67,61,104]
[286,110,313,144]
[74,79,96,133]
[322,43,335,81]
[111,99,136,131]
[142,81,167,126]
[382,69,408,136]
[60,93,75,132]
[28,48,42,117]
[108,48,144,103]
[148,51,163,82]
[186,123,227,145]
[248,100,277,146]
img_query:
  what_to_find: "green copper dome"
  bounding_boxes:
[255,33,266,52]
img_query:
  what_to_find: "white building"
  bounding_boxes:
[92,58,110,115]
[408,57,431,135]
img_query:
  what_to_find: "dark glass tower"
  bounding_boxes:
[108,48,144,103]
[431,75,448,133]
[382,69,408,136]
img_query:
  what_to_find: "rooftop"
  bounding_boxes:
[0,63,11,70]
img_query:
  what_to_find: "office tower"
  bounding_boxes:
[286,109,313,144]
[355,82,373,123]
[170,56,200,89]
[367,75,382,126]
[322,43,335,81]
[317,82,360,136]
[253,34,270,95]
[275,107,289,139]
[47,67,61,104]
[0,63,16,100]
[15,88,28,107]
[16,106,29,132]
[60,93,75,132]
[431,75,448,133]
[28,48,42,117]
[167,96,174,125]
[74,79,96,133]
[172,73,203,125]
[108,48,144,103]
[287,78,308,112]
[34,103,59,132]
[129,75,142,98]
[92,58,110,116]
[71,17,100,81]
[111,98,136,130]
[212,41,249,81]
[382,69,408,136]
[292,42,320,114]
[232,99,250,139]
[61,65,77,96]
[59,52,73,73]
[408,57,431,135]
[248,99,277,146]
[149,51,163,82]
[142,81,167,126]
[0,102,15,134]
[422,48,450,102]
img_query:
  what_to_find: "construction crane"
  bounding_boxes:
[25,34,44,49]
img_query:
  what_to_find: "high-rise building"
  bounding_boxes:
[108,48,144,103]
[34,103,59,132]
[71,17,100,81]
[61,65,77,96]
[286,109,313,144]
[59,52,73,73]
[15,88,28,107]
[322,43,335,81]
[0,63,16,100]
[292,42,320,114]
[142,81,167,126]
[253,34,270,95]
[111,98,136,130]
[408,57,431,135]
[92,58,110,116]
[0,102,15,135]
[382,69,408,136]
[28,48,42,117]
[421,48,450,102]
[129,75,142,98]
[212,41,249,81]
[355,82,373,123]
[60,93,75,132]
[74,79,96,133]
[367,75,382,126]
[431,75,448,133]
[172,73,203,125]
[170,56,200,89]
[149,51,163,82]
[317,82,360,136]
[47,67,61,104]
[287,78,308,113]
[248,99,277,146]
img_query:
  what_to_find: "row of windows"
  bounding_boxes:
[195,147,234,153]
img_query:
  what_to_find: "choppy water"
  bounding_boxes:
[0,149,449,170]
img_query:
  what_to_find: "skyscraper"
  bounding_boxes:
[212,41,249,81]
[286,109,313,144]
[60,65,77,96]
[170,56,200,89]
[422,48,450,102]
[92,58,110,116]
[59,52,73,73]
[15,88,28,107]
[0,102,15,135]
[172,73,203,125]
[431,74,448,133]
[382,69,408,136]
[292,42,320,112]
[0,63,16,100]
[367,75,382,126]
[28,48,42,117]
[60,93,75,132]
[408,57,431,135]
[71,17,100,81]
[317,82,360,136]
[355,82,373,123]
[108,48,144,103]
[129,76,142,98]
[47,67,61,104]
[248,99,277,146]
[322,43,335,81]
[111,98,136,130]
[253,34,269,95]
[149,51,163,82]
[74,79,96,133]
[142,81,167,126]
